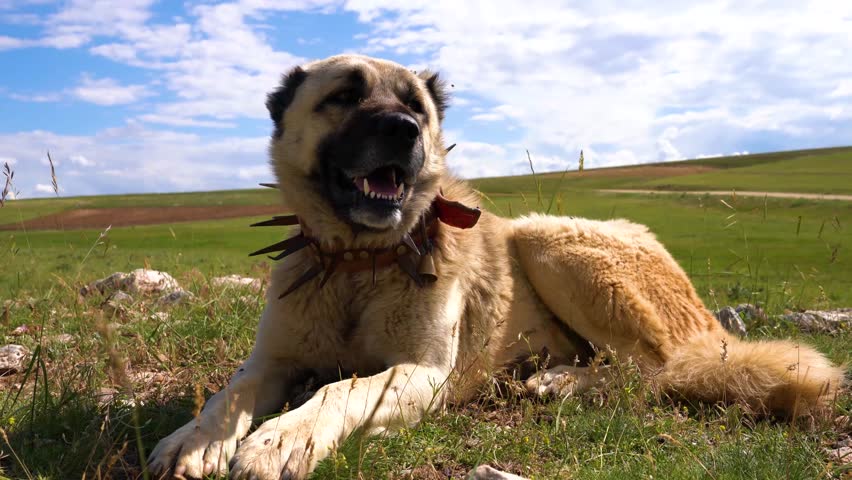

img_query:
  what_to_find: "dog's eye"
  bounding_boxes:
[407,98,424,114]
[327,89,361,106]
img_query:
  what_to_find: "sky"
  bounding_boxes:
[1,0,851,198]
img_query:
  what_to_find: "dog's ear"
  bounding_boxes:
[266,66,308,138]
[418,70,449,122]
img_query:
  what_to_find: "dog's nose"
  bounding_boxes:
[375,112,420,144]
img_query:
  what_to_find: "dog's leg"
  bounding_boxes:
[525,365,610,397]
[148,294,302,479]
[229,363,451,479]
[147,356,292,478]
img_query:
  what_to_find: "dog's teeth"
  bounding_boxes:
[369,191,376,199]
[363,178,371,195]
[396,183,404,197]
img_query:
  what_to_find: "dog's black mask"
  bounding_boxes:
[315,105,425,231]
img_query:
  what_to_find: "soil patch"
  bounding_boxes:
[0,205,285,231]
[540,164,717,179]
[599,189,852,201]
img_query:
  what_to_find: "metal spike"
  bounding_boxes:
[250,215,299,227]
[397,253,424,287]
[401,233,421,256]
[259,183,280,189]
[267,238,311,260]
[279,262,323,299]
[446,143,457,153]
[250,233,309,257]
[318,257,339,288]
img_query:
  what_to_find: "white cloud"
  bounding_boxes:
[138,114,237,128]
[0,34,30,49]
[34,183,55,193]
[72,74,152,105]
[69,154,94,166]
[9,92,62,102]
[0,156,16,166]
[0,124,271,197]
[237,164,271,179]
[343,0,852,168]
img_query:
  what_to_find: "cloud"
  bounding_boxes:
[343,0,852,168]
[72,74,152,105]
[69,154,94,166]
[0,156,16,165]
[0,123,271,197]
[34,183,55,193]
[9,92,62,102]
[2,0,852,196]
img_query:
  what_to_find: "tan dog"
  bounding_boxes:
[148,55,844,479]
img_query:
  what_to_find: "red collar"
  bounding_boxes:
[249,193,480,298]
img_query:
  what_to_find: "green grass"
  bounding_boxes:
[0,189,280,225]
[471,146,852,196]
[642,152,852,194]
[0,147,850,479]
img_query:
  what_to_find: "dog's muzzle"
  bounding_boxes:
[318,108,426,230]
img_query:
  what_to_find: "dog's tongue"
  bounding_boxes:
[354,167,399,196]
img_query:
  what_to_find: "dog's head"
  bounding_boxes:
[267,55,450,245]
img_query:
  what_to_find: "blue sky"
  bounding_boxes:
[1,0,851,198]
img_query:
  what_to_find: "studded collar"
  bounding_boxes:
[249,192,481,298]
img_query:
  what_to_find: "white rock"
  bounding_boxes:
[782,308,852,334]
[211,275,263,292]
[0,344,30,375]
[469,465,530,480]
[157,289,193,306]
[127,269,179,294]
[82,269,179,296]
[715,306,747,336]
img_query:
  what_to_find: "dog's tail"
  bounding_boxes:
[657,328,844,417]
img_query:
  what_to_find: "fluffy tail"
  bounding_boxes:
[659,330,845,417]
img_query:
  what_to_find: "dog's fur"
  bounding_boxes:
[149,55,845,479]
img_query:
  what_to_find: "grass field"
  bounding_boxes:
[472,146,852,195]
[0,147,850,479]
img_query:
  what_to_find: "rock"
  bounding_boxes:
[469,465,530,480]
[211,275,263,292]
[826,435,852,466]
[149,312,170,322]
[781,308,852,334]
[715,306,747,336]
[9,324,42,336]
[50,333,74,344]
[82,269,179,296]
[156,289,193,306]
[734,303,767,321]
[102,291,133,315]
[0,344,30,375]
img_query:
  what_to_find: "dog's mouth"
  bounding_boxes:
[350,166,407,203]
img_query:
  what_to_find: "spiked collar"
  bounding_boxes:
[250,192,481,299]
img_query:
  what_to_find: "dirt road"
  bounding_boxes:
[599,189,852,201]
[0,205,285,231]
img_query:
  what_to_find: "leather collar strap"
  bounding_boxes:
[249,192,481,298]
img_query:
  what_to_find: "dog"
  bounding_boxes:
[148,54,844,479]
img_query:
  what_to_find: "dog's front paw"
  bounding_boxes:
[147,419,239,479]
[229,412,334,480]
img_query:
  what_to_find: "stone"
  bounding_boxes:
[782,308,852,334]
[82,269,179,296]
[734,303,767,321]
[211,275,263,292]
[0,344,29,375]
[469,465,530,480]
[156,289,193,306]
[715,306,747,336]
